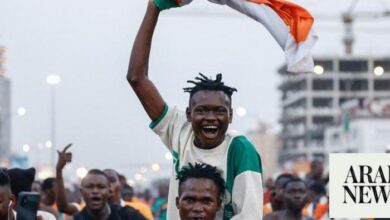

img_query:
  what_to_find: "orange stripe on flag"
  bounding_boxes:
[247,0,314,43]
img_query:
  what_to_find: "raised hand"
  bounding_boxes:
[55,143,80,215]
[56,144,72,171]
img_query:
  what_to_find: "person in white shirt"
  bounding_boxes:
[127,1,263,219]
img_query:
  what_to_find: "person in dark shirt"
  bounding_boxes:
[73,169,145,220]
[264,177,314,220]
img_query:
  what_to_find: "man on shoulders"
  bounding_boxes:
[127,1,263,219]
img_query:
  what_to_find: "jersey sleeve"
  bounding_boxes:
[226,136,263,220]
[150,104,188,152]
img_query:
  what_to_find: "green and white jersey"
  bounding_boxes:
[151,105,263,220]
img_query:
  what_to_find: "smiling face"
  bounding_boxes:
[176,178,221,220]
[81,174,110,212]
[186,90,232,149]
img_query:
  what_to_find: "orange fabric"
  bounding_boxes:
[313,203,328,220]
[263,203,272,216]
[79,202,85,209]
[302,204,310,217]
[139,198,154,207]
[51,204,57,211]
[302,202,328,220]
[247,0,314,43]
[125,201,155,220]
[263,191,271,204]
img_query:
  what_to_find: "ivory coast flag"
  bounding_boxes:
[209,0,318,73]
[154,0,318,73]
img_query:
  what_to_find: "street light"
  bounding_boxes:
[46,75,61,85]
[313,65,324,75]
[22,144,30,153]
[46,74,61,171]
[236,107,247,117]
[151,163,160,172]
[164,152,173,160]
[76,167,88,179]
[374,66,384,76]
[17,107,27,116]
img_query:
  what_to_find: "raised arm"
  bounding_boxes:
[55,144,80,215]
[127,0,165,121]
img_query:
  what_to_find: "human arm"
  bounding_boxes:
[127,0,165,121]
[228,136,263,220]
[55,144,80,215]
[231,172,263,219]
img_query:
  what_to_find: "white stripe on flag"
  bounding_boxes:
[209,0,318,73]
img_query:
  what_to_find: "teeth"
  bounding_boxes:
[203,125,217,129]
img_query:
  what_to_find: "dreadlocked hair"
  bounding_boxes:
[183,73,237,99]
[176,163,225,198]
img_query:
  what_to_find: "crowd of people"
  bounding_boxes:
[1,153,332,220]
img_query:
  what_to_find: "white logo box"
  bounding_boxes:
[329,153,390,218]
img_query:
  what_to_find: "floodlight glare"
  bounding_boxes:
[374,66,384,76]
[313,65,324,75]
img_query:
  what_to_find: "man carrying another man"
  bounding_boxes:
[127,0,263,219]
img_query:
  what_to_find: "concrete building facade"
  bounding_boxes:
[247,124,282,180]
[0,46,11,162]
[325,98,390,153]
[278,57,390,165]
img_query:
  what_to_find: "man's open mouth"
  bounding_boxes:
[189,216,205,220]
[202,125,219,138]
[90,196,103,205]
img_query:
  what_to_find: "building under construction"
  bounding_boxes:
[278,56,390,164]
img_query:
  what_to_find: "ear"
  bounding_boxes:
[217,197,222,209]
[8,195,16,220]
[10,194,16,210]
[229,108,233,123]
[175,196,180,209]
[186,107,191,122]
